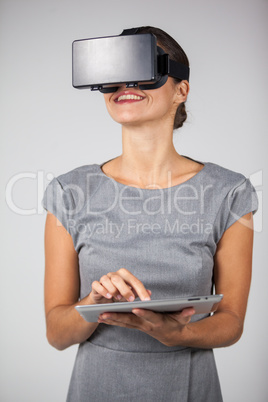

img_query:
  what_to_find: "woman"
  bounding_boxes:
[43,26,258,401]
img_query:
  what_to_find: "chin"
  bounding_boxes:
[110,113,145,126]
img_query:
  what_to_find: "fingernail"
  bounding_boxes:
[116,295,122,300]
[128,296,135,302]
[106,293,112,298]
[144,297,151,301]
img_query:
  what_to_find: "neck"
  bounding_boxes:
[116,122,182,188]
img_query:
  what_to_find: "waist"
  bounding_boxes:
[87,324,188,353]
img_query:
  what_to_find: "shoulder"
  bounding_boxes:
[47,164,104,207]
[42,163,104,222]
[55,164,101,188]
[203,161,248,193]
[203,161,258,230]
[202,161,258,216]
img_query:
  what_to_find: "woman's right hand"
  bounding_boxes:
[88,268,151,305]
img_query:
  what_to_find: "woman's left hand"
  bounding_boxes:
[97,307,195,347]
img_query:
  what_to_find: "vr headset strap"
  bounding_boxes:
[158,53,190,81]
[169,59,190,81]
[120,28,140,36]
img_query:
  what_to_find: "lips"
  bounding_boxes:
[114,91,145,103]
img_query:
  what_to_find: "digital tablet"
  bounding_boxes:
[75,294,223,323]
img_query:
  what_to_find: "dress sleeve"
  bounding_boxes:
[42,177,74,233]
[223,178,258,232]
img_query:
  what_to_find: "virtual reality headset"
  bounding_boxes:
[72,28,190,93]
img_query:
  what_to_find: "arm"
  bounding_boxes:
[179,211,254,348]
[98,212,254,348]
[44,212,99,350]
[44,212,151,351]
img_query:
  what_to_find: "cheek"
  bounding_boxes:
[152,97,174,118]
[103,97,116,120]
[103,95,110,110]
[146,86,176,113]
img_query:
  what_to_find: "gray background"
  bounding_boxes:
[1,0,267,401]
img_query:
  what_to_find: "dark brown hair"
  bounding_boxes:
[136,26,189,130]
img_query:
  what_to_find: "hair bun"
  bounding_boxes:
[174,102,187,129]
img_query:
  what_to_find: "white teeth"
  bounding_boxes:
[117,94,143,101]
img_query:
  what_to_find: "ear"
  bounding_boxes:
[176,80,190,103]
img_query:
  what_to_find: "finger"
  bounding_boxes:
[107,273,136,301]
[115,268,151,301]
[91,280,113,300]
[99,275,122,300]
[98,312,152,332]
[98,317,137,329]
[132,308,162,324]
[98,312,139,327]
[129,288,152,298]
[114,268,151,301]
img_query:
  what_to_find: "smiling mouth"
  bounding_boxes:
[115,94,144,103]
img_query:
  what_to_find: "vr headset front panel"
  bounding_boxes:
[72,34,158,90]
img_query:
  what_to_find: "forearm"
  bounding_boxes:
[167,311,243,349]
[46,296,98,351]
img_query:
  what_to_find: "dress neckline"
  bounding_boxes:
[97,159,208,192]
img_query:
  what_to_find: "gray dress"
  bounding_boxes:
[42,160,258,402]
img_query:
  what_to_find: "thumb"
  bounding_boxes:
[169,307,195,325]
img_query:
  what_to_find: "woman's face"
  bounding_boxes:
[103,77,185,129]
